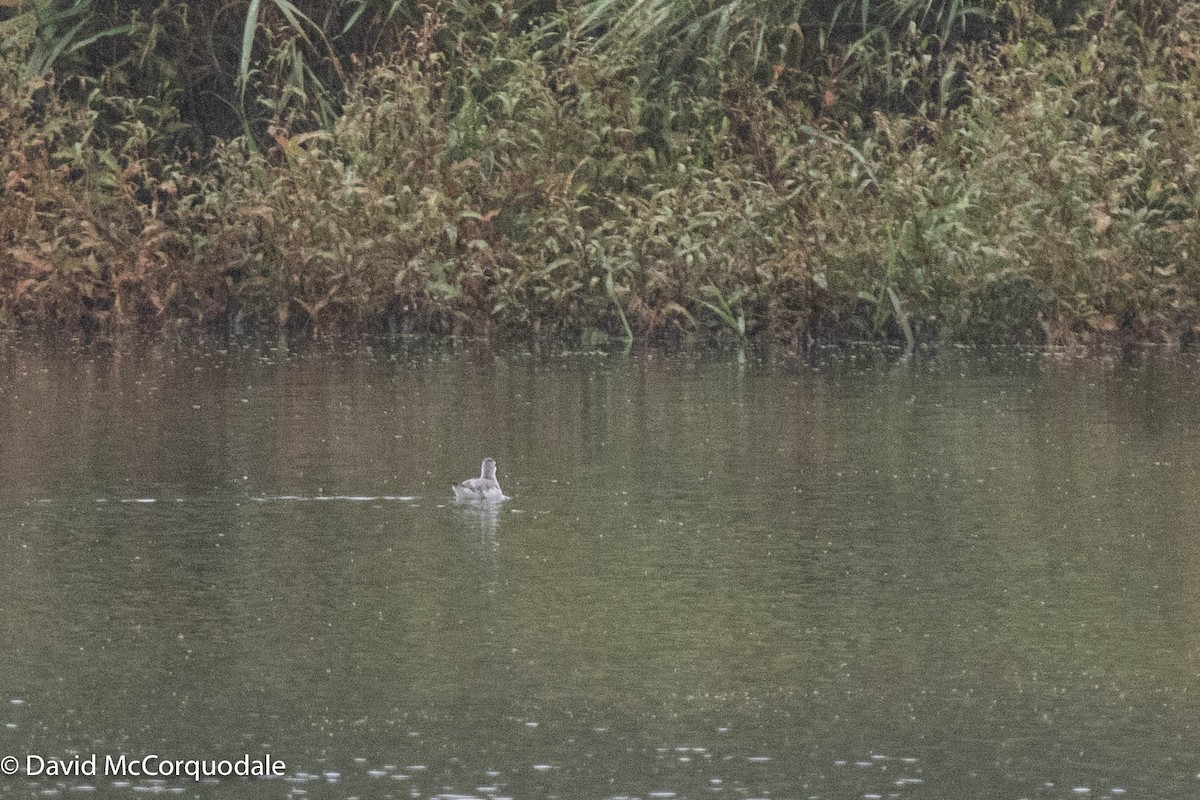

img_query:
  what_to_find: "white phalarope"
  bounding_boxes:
[452,457,506,502]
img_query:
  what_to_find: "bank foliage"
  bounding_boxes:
[1,0,1198,343]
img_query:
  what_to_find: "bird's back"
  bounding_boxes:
[453,477,504,501]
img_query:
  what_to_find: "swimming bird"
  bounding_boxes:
[452,457,506,502]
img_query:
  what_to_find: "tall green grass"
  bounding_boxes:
[3,0,1200,342]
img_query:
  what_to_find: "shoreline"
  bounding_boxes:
[4,6,1199,346]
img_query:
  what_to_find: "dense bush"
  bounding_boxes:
[2,0,1199,343]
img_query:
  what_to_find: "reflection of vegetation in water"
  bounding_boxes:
[5,346,1200,792]
[1,1,1199,343]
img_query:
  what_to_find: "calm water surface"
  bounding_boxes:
[2,338,1199,800]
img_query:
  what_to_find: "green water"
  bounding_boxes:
[2,339,1199,800]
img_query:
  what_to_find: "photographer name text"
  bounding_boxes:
[3,753,285,781]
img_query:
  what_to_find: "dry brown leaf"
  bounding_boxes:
[11,248,52,275]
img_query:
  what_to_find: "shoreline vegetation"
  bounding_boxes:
[1,1,1198,345]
